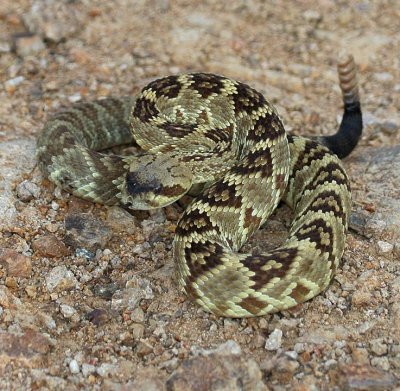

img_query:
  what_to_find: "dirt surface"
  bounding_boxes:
[0,1,399,390]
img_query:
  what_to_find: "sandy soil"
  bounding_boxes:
[0,1,399,390]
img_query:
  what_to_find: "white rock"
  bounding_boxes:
[60,304,76,318]
[96,363,116,377]
[51,201,59,211]
[265,329,283,351]
[81,363,96,377]
[285,351,299,360]
[210,340,242,356]
[68,93,81,103]
[4,76,25,88]
[377,241,394,254]
[45,266,78,293]
[192,340,242,356]
[303,10,321,22]
[294,342,306,353]
[69,359,80,374]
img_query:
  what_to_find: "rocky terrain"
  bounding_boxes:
[0,0,399,390]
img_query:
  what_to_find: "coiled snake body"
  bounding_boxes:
[37,56,362,317]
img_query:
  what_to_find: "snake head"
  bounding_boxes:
[120,154,193,210]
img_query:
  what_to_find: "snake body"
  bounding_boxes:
[37,55,362,317]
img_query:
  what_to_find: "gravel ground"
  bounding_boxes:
[0,1,399,390]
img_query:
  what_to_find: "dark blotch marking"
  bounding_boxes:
[185,241,225,283]
[243,208,262,230]
[202,124,234,145]
[53,110,87,133]
[234,148,273,177]
[296,142,330,171]
[292,218,334,258]
[303,189,347,224]
[243,248,299,291]
[146,75,182,99]
[161,122,197,138]
[42,125,76,156]
[162,184,186,197]
[180,154,209,163]
[238,296,267,315]
[132,98,159,123]
[126,171,162,195]
[302,162,350,195]
[233,82,266,116]
[289,283,311,302]
[248,112,284,142]
[199,180,243,209]
[189,73,225,99]
[176,208,215,236]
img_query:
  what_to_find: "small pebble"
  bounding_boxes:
[93,283,119,300]
[352,347,370,364]
[75,248,95,260]
[69,359,80,374]
[130,307,145,323]
[16,180,41,201]
[86,308,110,326]
[81,363,96,377]
[136,339,153,357]
[106,206,137,234]
[4,76,25,94]
[68,93,82,103]
[351,289,374,307]
[324,359,338,369]
[14,34,45,57]
[373,72,394,82]
[131,323,145,340]
[45,265,78,293]
[0,42,11,53]
[60,304,77,318]
[65,213,112,252]
[285,351,299,360]
[96,363,116,377]
[51,201,59,211]
[377,120,399,135]
[357,321,377,334]
[265,328,283,351]
[370,338,388,356]
[148,208,166,223]
[5,277,17,289]
[294,342,306,354]
[303,9,322,22]
[370,356,391,371]
[376,240,394,254]
[0,248,32,278]
[111,284,153,312]
[32,234,69,258]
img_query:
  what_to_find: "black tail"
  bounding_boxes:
[319,54,363,159]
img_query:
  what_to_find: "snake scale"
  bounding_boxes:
[37,55,362,317]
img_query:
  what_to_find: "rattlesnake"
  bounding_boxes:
[37,55,362,317]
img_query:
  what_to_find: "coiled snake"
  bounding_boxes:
[37,55,362,317]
